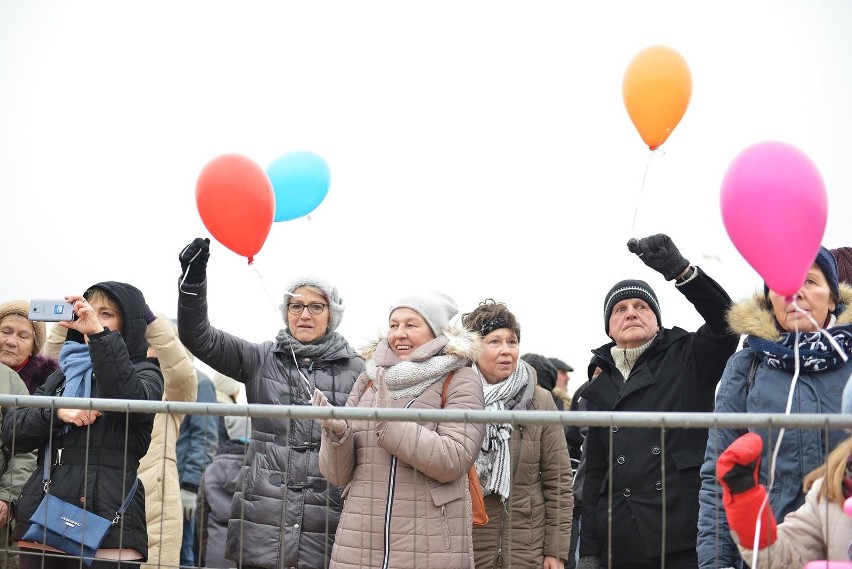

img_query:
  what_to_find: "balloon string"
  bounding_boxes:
[178,244,206,296]
[250,264,313,396]
[250,263,283,317]
[791,298,849,361]
[630,149,662,234]
[752,325,802,567]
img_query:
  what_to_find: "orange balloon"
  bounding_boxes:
[196,154,275,264]
[623,45,692,150]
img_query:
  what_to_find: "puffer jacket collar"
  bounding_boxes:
[728,283,852,341]
[360,326,483,365]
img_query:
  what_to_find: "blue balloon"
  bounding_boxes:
[266,151,331,222]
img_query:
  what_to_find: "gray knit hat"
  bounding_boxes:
[603,279,662,335]
[282,276,344,333]
[0,300,46,356]
[389,290,459,338]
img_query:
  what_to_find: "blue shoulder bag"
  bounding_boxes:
[21,438,139,566]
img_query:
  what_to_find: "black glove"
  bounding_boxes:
[718,432,763,495]
[179,238,210,285]
[627,233,690,281]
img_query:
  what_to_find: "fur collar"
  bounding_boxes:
[727,283,852,341]
[360,326,483,363]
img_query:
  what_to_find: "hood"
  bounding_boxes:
[728,283,852,341]
[360,325,483,364]
[85,281,150,363]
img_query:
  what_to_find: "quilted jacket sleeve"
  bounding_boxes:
[376,367,485,483]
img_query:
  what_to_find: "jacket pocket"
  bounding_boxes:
[428,479,463,507]
[671,449,704,470]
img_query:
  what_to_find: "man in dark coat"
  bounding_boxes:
[577,235,739,569]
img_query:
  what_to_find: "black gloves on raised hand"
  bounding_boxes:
[179,238,210,285]
[627,233,690,281]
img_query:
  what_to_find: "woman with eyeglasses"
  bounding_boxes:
[176,238,364,569]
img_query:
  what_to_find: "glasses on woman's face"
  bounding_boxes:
[287,302,328,316]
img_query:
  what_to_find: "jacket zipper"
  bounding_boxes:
[381,399,416,569]
[495,425,524,567]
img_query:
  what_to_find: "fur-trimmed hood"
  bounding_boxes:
[360,326,483,364]
[727,283,852,341]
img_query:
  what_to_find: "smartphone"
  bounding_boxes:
[29,299,75,322]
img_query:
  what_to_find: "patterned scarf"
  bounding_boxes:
[364,338,466,400]
[747,323,852,372]
[275,328,351,360]
[474,361,529,501]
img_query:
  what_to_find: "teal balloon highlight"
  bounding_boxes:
[266,151,331,222]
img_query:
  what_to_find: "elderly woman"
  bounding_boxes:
[2,282,164,568]
[463,299,572,569]
[0,300,58,394]
[317,291,485,569]
[697,246,852,569]
[177,237,364,569]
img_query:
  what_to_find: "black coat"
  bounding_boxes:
[1,281,164,558]
[579,269,738,566]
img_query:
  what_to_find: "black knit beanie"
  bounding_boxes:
[603,279,662,335]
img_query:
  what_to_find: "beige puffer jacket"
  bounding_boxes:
[319,328,485,569]
[472,365,573,568]
[736,478,852,568]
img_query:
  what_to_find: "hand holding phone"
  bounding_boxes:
[29,299,75,322]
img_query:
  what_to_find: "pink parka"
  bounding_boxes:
[319,328,485,569]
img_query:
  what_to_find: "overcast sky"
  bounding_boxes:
[2,1,850,392]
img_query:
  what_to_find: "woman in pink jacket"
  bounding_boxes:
[316,291,485,569]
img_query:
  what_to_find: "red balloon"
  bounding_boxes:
[196,154,275,264]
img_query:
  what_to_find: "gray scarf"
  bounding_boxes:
[365,336,467,400]
[275,328,351,361]
[475,361,529,501]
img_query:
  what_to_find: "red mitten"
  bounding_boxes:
[717,433,777,549]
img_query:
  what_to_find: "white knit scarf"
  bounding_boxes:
[474,361,529,501]
[364,346,466,400]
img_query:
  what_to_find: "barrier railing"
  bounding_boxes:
[1,395,849,569]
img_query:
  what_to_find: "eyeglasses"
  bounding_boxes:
[287,302,328,315]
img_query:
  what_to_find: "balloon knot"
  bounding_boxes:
[247,256,254,266]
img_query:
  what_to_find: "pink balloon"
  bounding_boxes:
[721,141,827,297]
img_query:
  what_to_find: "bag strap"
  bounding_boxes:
[440,371,456,408]
[745,352,759,395]
[43,437,140,525]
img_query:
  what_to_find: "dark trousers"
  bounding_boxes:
[565,506,581,569]
[609,548,698,569]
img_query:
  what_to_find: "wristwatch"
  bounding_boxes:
[675,266,698,285]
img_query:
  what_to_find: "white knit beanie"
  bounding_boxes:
[388,290,459,338]
[282,276,345,333]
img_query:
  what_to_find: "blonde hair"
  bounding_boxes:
[803,435,852,506]
[85,288,124,335]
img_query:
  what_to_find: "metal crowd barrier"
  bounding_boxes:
[1,395,849,568]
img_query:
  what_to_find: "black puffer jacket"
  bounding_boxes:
[178,279,363,569]
[1,281,164,558]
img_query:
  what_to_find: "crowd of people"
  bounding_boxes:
[0,235,850,568]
